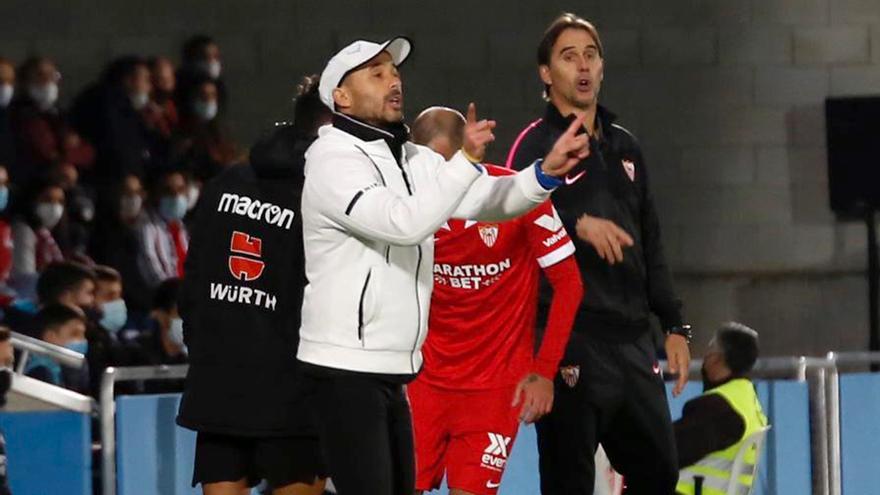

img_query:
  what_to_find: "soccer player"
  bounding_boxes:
[408,107,583,495]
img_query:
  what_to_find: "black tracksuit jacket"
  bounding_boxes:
[508,103,683,342]
[176,125,315,437]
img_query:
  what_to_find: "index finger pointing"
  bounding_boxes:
[466,102,477,124]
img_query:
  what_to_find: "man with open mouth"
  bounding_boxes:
[297,36,590,494]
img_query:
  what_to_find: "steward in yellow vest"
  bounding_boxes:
[674,323,768,495]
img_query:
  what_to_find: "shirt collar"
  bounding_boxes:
[332,112,410,163]
[543,102,617,140]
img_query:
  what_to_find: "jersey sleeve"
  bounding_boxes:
[523,201,575,268]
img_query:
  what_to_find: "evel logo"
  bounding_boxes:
[228,231,265,281]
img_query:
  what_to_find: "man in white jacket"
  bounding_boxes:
[298,36,589,495]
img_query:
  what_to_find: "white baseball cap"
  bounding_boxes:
[318,36,412,111]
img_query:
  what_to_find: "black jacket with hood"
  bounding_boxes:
[176,124,313,436]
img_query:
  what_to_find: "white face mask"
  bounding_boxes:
[27,82,59,111]
[193,99,218,122]
[130,91,149,110]
[197,59,222,79]
[169,317,187,354]
[120,194,143,220]
[35,202,64,229]
[0,84,13,108]
[186,184,200,211]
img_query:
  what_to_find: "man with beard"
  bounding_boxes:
[675,323,767,495]
[298,37,590,495]
[506,13,692,494]
[174,74,330,495]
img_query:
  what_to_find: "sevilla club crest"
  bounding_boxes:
[560,365,580,388]
[622,159,635,182]
[478,224,499,248]
[229,231,265,281]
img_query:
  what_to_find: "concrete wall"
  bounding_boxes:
[1,0,878,355]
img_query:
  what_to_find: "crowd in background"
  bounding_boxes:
[0,34,247,398]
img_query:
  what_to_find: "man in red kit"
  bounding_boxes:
[408,106,584,495]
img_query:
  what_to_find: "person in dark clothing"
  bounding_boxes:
[172,76,241,183]
[506,13,691,494]
[73,56,160,186]
[0,58,16,177]
[89,174,153,320]
[9,57,94,187]
[144,57,179,148]
[176,35,227,116]
[175,80,328,493]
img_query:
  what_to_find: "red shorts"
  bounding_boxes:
[407,378,521,495]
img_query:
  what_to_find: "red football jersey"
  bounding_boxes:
[420,166,576,390]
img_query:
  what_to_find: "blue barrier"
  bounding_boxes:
[840,373,880,495]
[8,374,880,494]
[116,393,198,495]
[0,410,91,495]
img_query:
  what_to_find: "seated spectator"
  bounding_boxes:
[47,162,95,262]
[675,322,769,495]
[144,56,179,142]
[86,265,136,395]
[35,261,95,310]
[10,178,66,297]
[0,58,15,175]
[137,168,189,286]
[90,173,153,319]
[92,56,161,182]
[134,277,186,393]
[176,35,227,114]
[173,76,241,182]
[23,303,89,393]
[9,56,94,186]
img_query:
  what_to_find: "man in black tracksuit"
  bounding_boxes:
[507,14,692,494]
[176,77,329,495]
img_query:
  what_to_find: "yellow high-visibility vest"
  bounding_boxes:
[676,378,768,495]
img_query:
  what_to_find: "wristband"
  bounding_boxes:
[533,159,563,190]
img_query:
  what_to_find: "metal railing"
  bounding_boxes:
[10,330,86,372]
[99,364,189,495]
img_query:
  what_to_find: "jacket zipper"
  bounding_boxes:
[411,245,422,373]
[357,270,372,345]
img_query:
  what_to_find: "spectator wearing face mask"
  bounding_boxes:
[137,169,189,287]
[137,277,186,392]
[24,303,90,393]
[176,35,227,115]
[0,58,16,175]
[10,178,66,298]
[90,173,153,320]
[9,57,94,187]
[74,56,162,186]
[173,76,241,183]
[46,162,95,263]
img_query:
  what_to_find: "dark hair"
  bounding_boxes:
[102,55,147,86]
[36,261,96,305]
[293,74,330,137]
[152,277,181,312]
[94,265,122,284]
[17,56,54,86]
[182,35,217,64]
[717,323,759,376]
[537,13,603,97]
[0,326,10,342]
[14,176,65,228]
[35,304,86,335]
